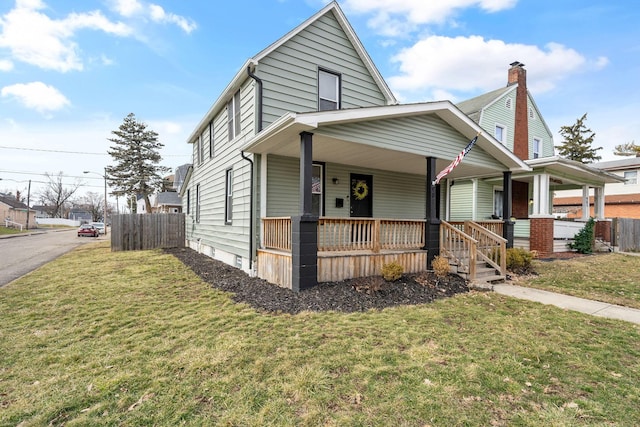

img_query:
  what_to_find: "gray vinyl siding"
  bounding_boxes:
[479,93,516,152]
[476,180,495,220]
[257,11,387,127]
[267,155,426,219]
[319,115,505,169]
[449,181,474,221]
[185,79,256,259]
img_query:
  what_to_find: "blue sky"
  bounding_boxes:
[1,0,638,200]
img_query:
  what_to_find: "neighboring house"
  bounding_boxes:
[0,194,36,229]
[457,61,623,252]
[153,191,182,213]
[32,205,52,218]
[68,208,93,223]
[554,157,640,219]
[173,164,192,194]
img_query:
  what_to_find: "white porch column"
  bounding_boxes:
[594,186,605,219]
[581,185,590,221]
[531,173,551,217]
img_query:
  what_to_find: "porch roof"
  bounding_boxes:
[524,156,626,189]
[241,102,530,178]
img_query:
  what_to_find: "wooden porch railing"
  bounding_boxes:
[261,217,425,253]
[441,220,507,279]
[449,220,503,236]
[262,217,292,251]
[440,221,477,279]
[463,221,507,275]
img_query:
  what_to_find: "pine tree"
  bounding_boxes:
[613,141,640,157]
[106,113,170,213]
[556,113,602,163]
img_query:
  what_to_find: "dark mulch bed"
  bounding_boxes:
[164,247,470,314]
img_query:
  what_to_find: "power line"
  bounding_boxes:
[0,145,189,157]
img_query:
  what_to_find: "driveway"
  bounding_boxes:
[0,229,107,287]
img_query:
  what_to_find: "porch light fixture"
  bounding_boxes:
[332,178,339,185]
[529,198,534,205]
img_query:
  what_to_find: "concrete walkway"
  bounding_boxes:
[493,283,640,325]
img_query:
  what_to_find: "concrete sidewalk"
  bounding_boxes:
[493,283,640,325]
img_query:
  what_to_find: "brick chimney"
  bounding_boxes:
[509,61,529,160]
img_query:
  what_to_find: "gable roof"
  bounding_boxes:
[186,1,396,144]
[457,86,513,122]
[0,194,29,210]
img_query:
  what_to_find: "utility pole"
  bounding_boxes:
[26,179,31,230]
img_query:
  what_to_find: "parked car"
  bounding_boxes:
[78,224,99,237]
[91,222,106,234]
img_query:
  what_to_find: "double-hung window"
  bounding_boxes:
[195,184,201,223]
[225,169,233,224]
[209,121,214,158]
[186,189,191,215]
[533,138,541,159]
[493,188,504,218]
[312,163,323,216]
[227,90,241,141]
[494,124,505,144]
[318,69,340,111]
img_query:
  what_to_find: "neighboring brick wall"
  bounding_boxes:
[595,219,612,242]
[530,217,554,257]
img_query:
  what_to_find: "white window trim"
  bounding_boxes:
[318,68,340,111]
[227,90,241,141]
[533,137,541,159]
[493,186,504,219]
[225,168,233,224]
[494,123,507,144]
[624,170,638,185]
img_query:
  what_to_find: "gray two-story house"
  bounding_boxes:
[180,1,617,290]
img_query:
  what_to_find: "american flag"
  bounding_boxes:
[432,134,480,186]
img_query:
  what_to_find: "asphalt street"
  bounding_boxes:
[0,229,107,287]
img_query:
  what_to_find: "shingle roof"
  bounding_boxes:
[156,192,182,206]
[0,194,29,210]
[456,86,512,123]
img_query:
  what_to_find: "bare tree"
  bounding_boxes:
[82,191,105,222]
[38,172,82,218]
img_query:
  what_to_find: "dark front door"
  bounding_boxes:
[350,174,373,217]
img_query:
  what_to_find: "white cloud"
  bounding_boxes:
[0,0,132,72]
[108,1,197,34]
[388,35,593,101]
[343,0,517,35]
[1,81,70,113]
[111,0,144,17]
[0,58,13,71]
[148,4,197,34]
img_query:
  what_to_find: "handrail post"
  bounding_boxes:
[372,219,380,253]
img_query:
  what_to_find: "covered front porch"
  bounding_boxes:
[258,217,507,289]
[241,102,530,290]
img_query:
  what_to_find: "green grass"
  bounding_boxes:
[520,253,640,309]
[1,243,639,426]
[0,226,28,235]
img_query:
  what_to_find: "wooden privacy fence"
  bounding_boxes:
[111,213,185,251]
[613,218,640,252]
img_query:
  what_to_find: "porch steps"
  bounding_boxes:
[447,257,506,284]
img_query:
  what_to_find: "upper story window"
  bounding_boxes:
[318,68,340,111]
[495,124,505,143]
[197,134,203,165]
[227,90,241,141]
[624,170,638,185]
[533,138,541,159]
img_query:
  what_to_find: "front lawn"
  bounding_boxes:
[1,243,639,426]
[519,253,640,309]
[0,226,27,235]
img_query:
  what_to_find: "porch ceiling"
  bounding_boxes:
[242,103,530,178]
